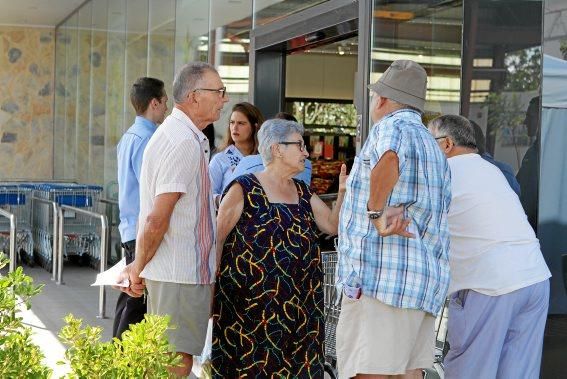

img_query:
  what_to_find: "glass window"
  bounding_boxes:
[371,1,463,126]
[53,24,68,179]
[148,0,175,110]
[124,0,149,131]
[63,14,79,180]
[253,0,328,27]
[209,0,253,148]
[104,0,127,198]
[539,0,567,316]
[174,0,210,74]
[460,0,543,231]
[89,0,109,185]
[76,2,93,183]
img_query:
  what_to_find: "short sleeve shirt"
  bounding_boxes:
[139,107,216,284]
[337,109,451,315]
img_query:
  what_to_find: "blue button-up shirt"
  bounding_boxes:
[337,109,451,315]
[117,116,157,243]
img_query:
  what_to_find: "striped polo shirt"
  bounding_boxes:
[139,107,216,285]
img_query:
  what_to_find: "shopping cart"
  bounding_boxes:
[321,247,450,379]
[424,299,450,379]
[32,183,103,269]
[322,250,341,379]
[0,183,34,264]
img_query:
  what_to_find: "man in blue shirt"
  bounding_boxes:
[113,77,168,338]
[336,60,451,378]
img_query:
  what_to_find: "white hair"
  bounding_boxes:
[172,62,217,103]
[257,118,304,165]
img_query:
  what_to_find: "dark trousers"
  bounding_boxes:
[112,240,147,339]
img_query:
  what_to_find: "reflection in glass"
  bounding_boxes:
[53,26,67,178]
[371,1,463,122]
[125,0,149,131]
[63,14,79,179]
[149,0,175,110]
[460,0,543,231]
[76,2,93,183]
[175,0,210,74]
[539,0,567,316]
[104,0,127,197]
[209,0,252,146]
[89,0,109,184]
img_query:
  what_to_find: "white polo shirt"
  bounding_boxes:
[447,153,550,295]
[138,107,216,284]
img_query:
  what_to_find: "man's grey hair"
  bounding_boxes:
[258,118,305,165]
[172,62,217,103]
[428,114,477,149]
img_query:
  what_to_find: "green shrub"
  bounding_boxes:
[0,253,52,378]
[0,254,181,378]
[59,314,182,379]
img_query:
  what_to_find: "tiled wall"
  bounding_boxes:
[0,26,54,179]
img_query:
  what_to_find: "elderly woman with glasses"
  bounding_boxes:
[211,118,347,377]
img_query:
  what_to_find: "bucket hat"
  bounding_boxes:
[367,60,427,112]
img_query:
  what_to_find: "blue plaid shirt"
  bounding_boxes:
[337,109,451,315]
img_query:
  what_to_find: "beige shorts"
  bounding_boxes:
[145,279,211,356]
[336,294,435,377]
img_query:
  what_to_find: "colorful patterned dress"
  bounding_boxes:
[211,174,324,378]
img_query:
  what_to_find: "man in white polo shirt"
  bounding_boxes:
[121,61,228,376]
[428,114,550,379]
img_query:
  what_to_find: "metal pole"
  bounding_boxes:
[57,207,64,285]
[51,202,58,281]
[98,213,108,319]
[0,208,17,272]
[58,204,108,318]
[31,196,59,281]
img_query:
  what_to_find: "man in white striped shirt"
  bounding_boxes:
[120,62,228,376]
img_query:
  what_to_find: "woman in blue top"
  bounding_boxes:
[209,102,265,202]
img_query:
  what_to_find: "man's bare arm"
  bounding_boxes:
[368,150,399,210]
[368,150,414,238]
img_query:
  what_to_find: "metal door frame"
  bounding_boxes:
[249,0,372,149]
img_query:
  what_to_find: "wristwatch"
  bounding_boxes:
[367,209,384,220]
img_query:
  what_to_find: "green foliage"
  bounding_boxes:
[0,253,52,379]
[560,40,567,61]
[503,47,541,92]
[59,314,182,379]
[293,101,358,127]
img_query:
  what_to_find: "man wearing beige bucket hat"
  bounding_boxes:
[336,60,452,378]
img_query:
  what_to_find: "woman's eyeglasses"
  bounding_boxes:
[279,141,307,152]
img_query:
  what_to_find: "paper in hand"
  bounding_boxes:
[91,257,129,287]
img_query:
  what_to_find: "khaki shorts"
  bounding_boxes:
[145,279,211,356]
[336,294,435,377]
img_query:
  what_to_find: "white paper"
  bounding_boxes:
[91,257,130,287]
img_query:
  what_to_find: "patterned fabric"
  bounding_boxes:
[139,108,216,284]
[231,154,313,185]
[212,174,324,378]
[337,109,451,315]
[209,145,245,196]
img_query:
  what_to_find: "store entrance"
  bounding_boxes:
[284,36,358,196]
[249,0,362,199]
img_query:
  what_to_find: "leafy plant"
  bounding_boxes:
[59,314,182,379]
[0,253,51,379]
